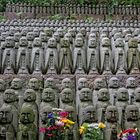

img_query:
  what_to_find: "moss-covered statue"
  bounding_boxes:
[17,107,37,140]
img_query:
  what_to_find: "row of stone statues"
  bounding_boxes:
[0,26,140,74]
[0,76,140,139]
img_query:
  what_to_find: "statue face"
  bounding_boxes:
[62,78,71,89]
[11,78,22,89]
[98,88,109,101]
[5,37,15,47]
[106,106,118,122]
[20,107,35,124]
[61,38,69,47]
[102,37,110,47]
[19,37,28,46]
[0,106,12,124]
[0,79,5,91]
[79,88,92,101]
[135,88,140,101]
[83,106,97,123]
[76,33,83,39]
[33,29,39,37]
[115,38,124,47]
[57,29,64,38]
[40,107,52,124]
[44,28,52,36]
[44,78,55,89]
[117,88,129,101]
[68,29,75,38]
[94,78,105,90]
[14,33,21,42]
[33,38,41,46]
[88,39,96,47]
[39,32,47,42]
[1,32,8,40]
[28,78,39,90]
[42,88,55,102]
[126,105,139,121]
[128,38,138,48]
[3,89,16,103]
[26,32,34,41]
[126,77,136,88]
[78,78,88,90]
[64,33,72,43]
[24,89,36,102]
[61,88,74,103]
[53,32,60,42]
[109,77,119,88]
[75,38,83,47]
[48,38,56,47]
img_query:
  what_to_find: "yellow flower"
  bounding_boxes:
[67,119,75,125]
[98,122,106,129]
[79,126,86,134]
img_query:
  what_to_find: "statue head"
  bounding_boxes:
[125,105,139,121]
[0,106,13,124]
[114,32,123,41]
[126,77,137,88]
[79,28,86,37]
[14,32,21,42]
[117,88,129,101]
[33,38,42,47]
[53,32,60,43]
[20,107,35,124]
[24,89,36,102]
[64,33,72,44]
[115,38,124,48]
[88,38,96,48]
[28,78,39,90]
[88,33,96,39]
[79,88,92,102]
[33,28,40,37]
[26,32,35,41]
[101,37,111,47]
[11,78,22,90]
[97,88,110,101]
[19,37,28,46]
[47,37,57,48]
[82,105,97,123]
[62,78,71,89]
[76,33,83,39]
[60,88,74,103]
[68,28,76,38]
[108,77,119,88]
[44,27,53,37]
[44,78,55,89]
[78,78,88,90]
[128,38,138,48]
[57,28,64,38]
[105,106,118,122]
[42,88,55,102]
[0,79,5,91]
[3,89,16,103]
[39,32,47,42]
[134,88,140,102]
[1,32,8,41]
[5,36,15,47]
[75,37,84,47]
[94,78,106,90]
[40,106,52,124]
[60,38,70,48]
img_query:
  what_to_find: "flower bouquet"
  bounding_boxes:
[118,128,139,140]
[79,122,106,140]
[39,109,75,139]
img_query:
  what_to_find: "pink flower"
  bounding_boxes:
[39,127,46,133]
[55,121,64,126]
[59,111,69,118]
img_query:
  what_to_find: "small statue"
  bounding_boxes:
[64,33,73,51]
[60,88,74,109]
[2,36,15,74]
[17,37,29,74]
[59,38,72,74]
[96,88,110,122]
[14,32,21,50]
[39,32,47,50]
[26,32,35,49]
[73,37,86,74]
[61,78,72,90]
[116,88,129,129]
[0,79,5,108]
[28,78,42,107]
[134,87,140,113]
[108,77,120,105]
[45,37,58,74]
[78,88,93,116]
[126,77,137,103]
[105,105,120,140]
[100,37,113,74]
[22,89,38,126]
[31,38,44,74]
[17,107,37,140]
[87,38,99,74]
[40,88,57,109]
[114,38,127,74]
[127,38,140,74]
[0,106,15,140]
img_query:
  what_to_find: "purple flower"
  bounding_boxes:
[128,134,137,140]
[48,113,54,118]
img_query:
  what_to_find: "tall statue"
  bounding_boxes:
[127,38,140,74]
[17,37,29,74]
[45,37,58,74]
[0,106,15,140]
[39,32,47,50]
[17,107,37,140]
[2,36,15,74]
[31,38,44,74]
[0,79,5,108]
[87,38,99,74]
[59,38,72,74]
